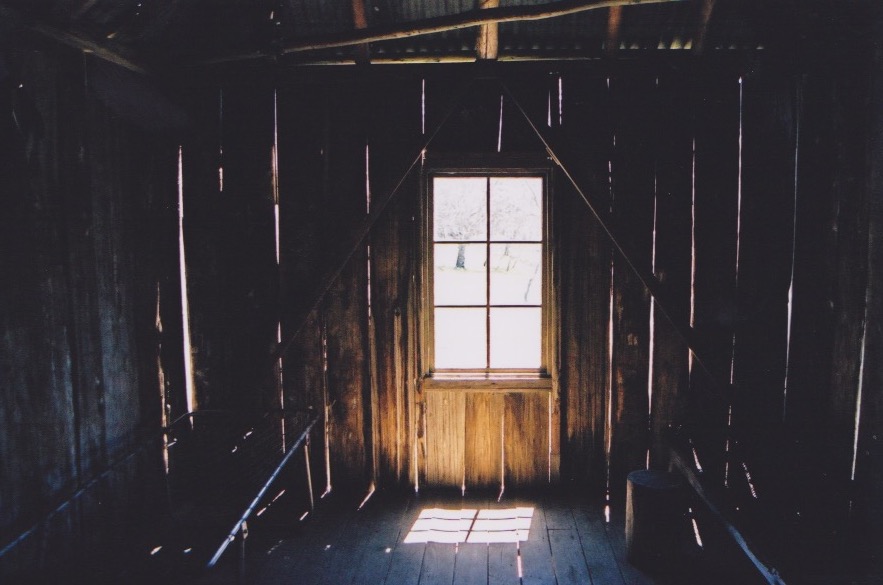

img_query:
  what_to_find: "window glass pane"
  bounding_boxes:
[490,177,542,241]
[434,177,487,241]
[434,243,487,305]
[489,244,541,305]
[489,308,541,369]
[435,308,487,369]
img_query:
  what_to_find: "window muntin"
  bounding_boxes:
[430,174,546,374]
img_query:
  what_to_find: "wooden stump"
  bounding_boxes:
[625,469,687,572]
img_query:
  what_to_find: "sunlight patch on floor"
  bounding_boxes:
[403,507,534,544]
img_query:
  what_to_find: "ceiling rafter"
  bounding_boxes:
[1,1,147,74]
[476,0,500,61]
[197,0,687,65]
[33,22,147,74]
[693,0,716,54]
[605,5,623,56]
[351,0,370,63]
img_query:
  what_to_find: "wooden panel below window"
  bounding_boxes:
[423,389,552,490]
[465,394,504,489]
[424,391,466,488]
[504,392,551,487]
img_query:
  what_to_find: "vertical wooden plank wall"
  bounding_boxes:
[178,60,878,551]
[854,9,883,572]
[424,391,466,488]
[0,49,79,574]
[822,63,872,526]
[650,68,693,469]
[556,73,612,493]
[782,47,873,574]
[277,82,328,496]
[731,69,796,536]
[504,393,551,487]
[688,66,741,485]
[181,88,228,410]
[321,82,371,492]
[85,56,183,565]
[221,85,279,411]
[183,83,278,412]
[368,75,422,488]
[430,75,500,153]
[776,69,845,576]
[607,71,656,497]
[276,72,427,494]
[466,394,504,489]
[1,31,879,585]
[1,49,181,580]
[649,70,692,470]
[855,10,883,574]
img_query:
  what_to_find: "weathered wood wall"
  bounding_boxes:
[855,7,883,575]
[2,6,881,582]
[0,48,183,581]
[177,56,878,532]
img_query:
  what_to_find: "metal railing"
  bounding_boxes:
[0,407,320,584]
[157,408,320,578]
[201,409,320,572]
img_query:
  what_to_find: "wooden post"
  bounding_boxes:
[625,469,687,571]
[304,435,315,511]
[476,0,500,60]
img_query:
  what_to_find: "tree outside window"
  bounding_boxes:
[431,175,544,371]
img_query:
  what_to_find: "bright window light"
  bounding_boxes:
[432,175,544,371]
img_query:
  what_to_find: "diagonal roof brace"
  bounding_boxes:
[274,72,733,407]
[273,78,480,360]
[501,80,734,405]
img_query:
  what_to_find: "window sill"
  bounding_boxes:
[421,373,553,393]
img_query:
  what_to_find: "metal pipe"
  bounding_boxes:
[1,408,216,559]
[668,441,786,585]
[207,412,320,568]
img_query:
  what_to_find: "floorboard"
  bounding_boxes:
[351,493,413,585]
[420,542,457,585]
[516,495,557,585]
[453,543,488,585]
[488,543,519,585]
[603,507,657,585]
[384,538,426,585]
[548,529,593,585]
[572,505,629,585]
[232,489,660,585]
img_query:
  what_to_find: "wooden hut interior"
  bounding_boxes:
[1,0,882,583]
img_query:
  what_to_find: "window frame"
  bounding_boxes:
[419,154,556,392]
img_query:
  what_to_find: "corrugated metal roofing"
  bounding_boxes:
[0,0,778,69]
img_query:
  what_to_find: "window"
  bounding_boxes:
[421,160,555,389]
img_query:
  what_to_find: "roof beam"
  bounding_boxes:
[476,0,500,61]
[351,0,370,63]
[32,21,147,74]
[197,0,687,65]
[282,0,683,53]
[605,5,623,55]
[693,0,716,54]
[0,2,147,74]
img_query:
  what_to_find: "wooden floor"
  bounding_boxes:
[233,489,658,585]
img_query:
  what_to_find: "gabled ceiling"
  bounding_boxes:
[0,0,784,73]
